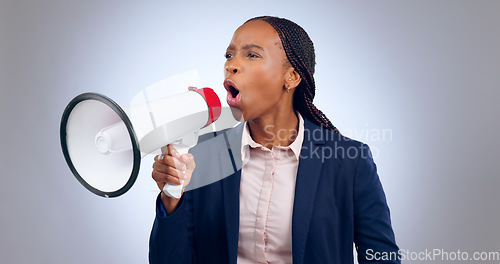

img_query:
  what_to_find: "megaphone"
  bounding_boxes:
[60,86,223,198]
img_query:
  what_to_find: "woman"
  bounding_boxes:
[150,16,399,264]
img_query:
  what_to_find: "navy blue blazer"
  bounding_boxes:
[149,118,399,264]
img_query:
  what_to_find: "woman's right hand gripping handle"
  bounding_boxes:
[152,144,196,215]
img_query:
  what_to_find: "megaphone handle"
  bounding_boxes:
[160,146,185,199]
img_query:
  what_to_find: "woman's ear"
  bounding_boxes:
[284,68,301,92]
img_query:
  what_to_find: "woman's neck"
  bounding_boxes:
[247,108,299,149]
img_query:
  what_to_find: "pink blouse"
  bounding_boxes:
[237,114,304,264]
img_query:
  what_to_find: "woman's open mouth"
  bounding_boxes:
[224,79,241,107]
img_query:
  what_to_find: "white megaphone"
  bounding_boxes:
[60,86,222,198]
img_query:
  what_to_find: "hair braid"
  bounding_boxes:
[245,16,340,134]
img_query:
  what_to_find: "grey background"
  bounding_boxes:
[1,0,499,263]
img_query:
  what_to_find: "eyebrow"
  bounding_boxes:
[226,44,265,52]
[243,44,265,51]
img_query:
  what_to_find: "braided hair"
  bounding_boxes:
[245,16,340,134]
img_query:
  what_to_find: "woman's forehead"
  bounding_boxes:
[229,20,282,49]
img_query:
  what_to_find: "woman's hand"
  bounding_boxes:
[152,145,196,214]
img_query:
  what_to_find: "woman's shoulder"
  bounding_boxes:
[302,117,375,166]
[303,118,366,147]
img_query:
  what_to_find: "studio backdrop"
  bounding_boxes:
[1,0,499,263]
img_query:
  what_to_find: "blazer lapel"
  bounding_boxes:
[223,170,241,264]
[292,119,325,264]
[221,123,244,264]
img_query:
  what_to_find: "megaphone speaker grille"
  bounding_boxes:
[60,93,141,198]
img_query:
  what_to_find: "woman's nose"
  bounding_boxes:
[225,64,239,74]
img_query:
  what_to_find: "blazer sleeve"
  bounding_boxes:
[149,193,196,264]
[353,144,400,264]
